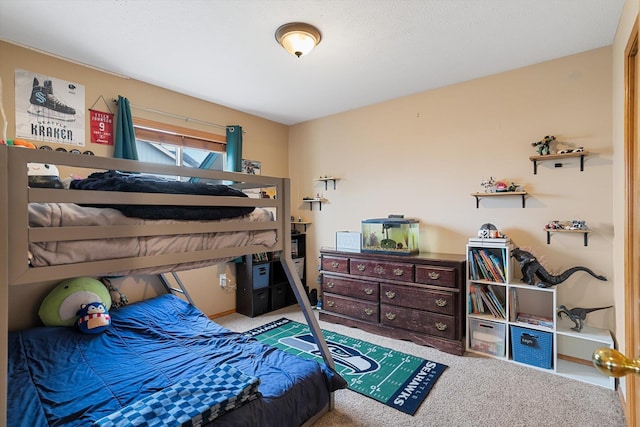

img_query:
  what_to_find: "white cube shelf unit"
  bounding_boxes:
[465,239,615,390]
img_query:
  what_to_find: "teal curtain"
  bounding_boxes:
[225,125,243,172]
[114,95,138,160]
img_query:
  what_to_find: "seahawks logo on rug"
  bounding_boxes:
[279,334,379,374]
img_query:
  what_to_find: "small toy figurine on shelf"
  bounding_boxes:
[480,176,496,193]
[557,305,612,332]
[477,223,503,238]
[511,247,607,288]
[570,220,587,230]
[545,220,563,230]
[557,147,584,154]
[531,135,556,155]
[544,220,588,230]
[495,181,523,192]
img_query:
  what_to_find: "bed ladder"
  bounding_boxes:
[158,272,195,306]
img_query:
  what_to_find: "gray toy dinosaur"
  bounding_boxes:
[511,248,607,288]
[557,305,612,332]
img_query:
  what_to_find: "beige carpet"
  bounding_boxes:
[215,305,627,427]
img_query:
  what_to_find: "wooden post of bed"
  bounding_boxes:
[279,178,336,373]
[0,145,8,426]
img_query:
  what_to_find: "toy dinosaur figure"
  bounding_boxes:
[531,135,556,155]
[557,305,612,332]
[511,248,607,288]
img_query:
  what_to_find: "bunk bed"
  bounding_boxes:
[0,144,343,426]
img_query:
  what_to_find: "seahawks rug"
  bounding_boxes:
[244,318,447,415]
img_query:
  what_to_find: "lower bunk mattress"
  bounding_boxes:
[8,294,346,426]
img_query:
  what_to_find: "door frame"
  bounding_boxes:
[624,15,639,427]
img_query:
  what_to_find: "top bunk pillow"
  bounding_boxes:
[38,277,112,327]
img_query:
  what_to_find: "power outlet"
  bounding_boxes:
[219,273,227,288]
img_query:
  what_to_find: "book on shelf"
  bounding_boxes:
[509,290,518,322]
[516,312,553,328]
[253,252,270,262]
[486,285,506,318]
[469,284,506,319]
[470,249,506,283]
[468,237,511,247]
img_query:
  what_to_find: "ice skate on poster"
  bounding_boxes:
[28,77,77,122]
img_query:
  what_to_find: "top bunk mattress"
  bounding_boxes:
[28,203,277,276]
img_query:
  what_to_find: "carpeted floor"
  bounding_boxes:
[215,305,627,427]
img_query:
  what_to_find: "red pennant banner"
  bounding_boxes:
[90,109,114,145]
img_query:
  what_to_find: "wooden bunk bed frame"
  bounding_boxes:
[0,144,336,425]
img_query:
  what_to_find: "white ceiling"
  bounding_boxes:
[0,0,625,126]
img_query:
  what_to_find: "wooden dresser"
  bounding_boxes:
[319,249,466,355]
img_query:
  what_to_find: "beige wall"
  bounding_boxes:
[1,40,620,341]
[0,41,289,326]
[290,47,615,334]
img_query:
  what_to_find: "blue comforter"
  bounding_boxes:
[8,295,345,426]
[70,170,255,220]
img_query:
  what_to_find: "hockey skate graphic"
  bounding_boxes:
[28,78,76,122]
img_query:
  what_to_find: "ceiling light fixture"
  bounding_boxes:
[275,22,321,58]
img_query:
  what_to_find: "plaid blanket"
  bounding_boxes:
[94,364,261,427]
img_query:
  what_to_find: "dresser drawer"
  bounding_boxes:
[322,275,378,301]
[380,284,455,316]
[323,293,379,323]
[380,303,456,339]
[322,256,349,274]
[349,258,414,281]
[415,265,456,288]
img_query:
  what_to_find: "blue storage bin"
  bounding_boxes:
[510,325,553,369]
[252,264,270,289]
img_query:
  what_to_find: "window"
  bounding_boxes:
[132,117,227,181]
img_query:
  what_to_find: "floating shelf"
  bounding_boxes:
[545,228,590,246]
[292,221,311,232]
[471,191,527,208]
[315,177,340,190]
[302,198,327,211]
[529,151,589,175]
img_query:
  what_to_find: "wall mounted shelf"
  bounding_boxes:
[315,177,340,190]
[529,151,589,175]
[471,192,527,208]
[292,221,311,232]
[302,198,327,211]
[545,228,590,246]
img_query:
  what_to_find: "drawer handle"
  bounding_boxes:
[364,287,374,295]
[327,282,335,288]
[428,271,441,280]
[435,322,447,331]
[385,312,396,320]
[385,290,396,299]
[393,268,404,276]
[331,261,339,268]
[364,308,374,316]
[435,298,447,307]
[357,264,366,272]
[327,300,336,307]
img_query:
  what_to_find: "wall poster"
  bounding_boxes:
[14,68,85,146]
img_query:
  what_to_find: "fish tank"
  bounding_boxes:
[361,216,419,255]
